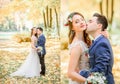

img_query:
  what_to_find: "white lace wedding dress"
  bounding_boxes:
[69,41,89,84]
[10,35,41,77]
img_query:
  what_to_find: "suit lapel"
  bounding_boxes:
[89,35,104,51]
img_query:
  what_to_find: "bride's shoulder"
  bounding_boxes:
[69,41,88,54]
[69,41,87,49]
[70,41,83,46]
[31,35,37,40]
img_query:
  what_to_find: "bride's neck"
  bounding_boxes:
[74,32,84,42]
[32,33,36,36]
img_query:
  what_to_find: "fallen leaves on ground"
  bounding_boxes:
[0,38,60,84]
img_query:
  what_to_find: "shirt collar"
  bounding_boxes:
[38,33,43,37]
[94,34,102,41]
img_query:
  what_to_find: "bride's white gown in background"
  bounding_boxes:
[10,35,41,77]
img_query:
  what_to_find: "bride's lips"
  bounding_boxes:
[80,25,86,28]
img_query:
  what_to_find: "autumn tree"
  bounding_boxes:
[0,0,60,37]
[98,0,114,32]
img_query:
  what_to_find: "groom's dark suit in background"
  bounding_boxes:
[37,34,46,76]
[80,35,115,84]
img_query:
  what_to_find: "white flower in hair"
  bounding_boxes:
[68,17,72,22]
[64,16,73,26]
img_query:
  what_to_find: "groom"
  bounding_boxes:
[37,27,46,76]
[80,13,114,84]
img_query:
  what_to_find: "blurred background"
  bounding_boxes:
[0,0,120,84]
[0,0,60,84]
[0,0,60,38]
[60,0,120,84]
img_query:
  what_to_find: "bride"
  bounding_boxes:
[65,12,91,84]
[10,27,41,77]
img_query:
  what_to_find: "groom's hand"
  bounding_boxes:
[101,29,109,39]
[79,70,90,78]
[36,48,39,51]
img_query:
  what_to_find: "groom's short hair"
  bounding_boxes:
[93,13,108,31]
[37,27,43,32]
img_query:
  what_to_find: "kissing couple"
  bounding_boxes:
[10,27,46,77]
[66,12,114,84]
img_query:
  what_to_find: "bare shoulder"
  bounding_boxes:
[69,41,83,55]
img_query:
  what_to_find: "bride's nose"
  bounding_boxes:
[80,22,83,25]
[86,24,88,26]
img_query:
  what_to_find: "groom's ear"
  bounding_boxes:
[98,23,102,29]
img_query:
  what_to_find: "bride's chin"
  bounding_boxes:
[82,28,86,31]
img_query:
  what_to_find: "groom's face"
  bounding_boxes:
[86,16,99,33]
[37,29,42,35]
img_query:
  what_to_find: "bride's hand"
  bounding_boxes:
[101,29,109,39]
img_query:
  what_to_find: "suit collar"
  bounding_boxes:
[89,35,104,51]
[38,33,43,38]
[94,34,102,41]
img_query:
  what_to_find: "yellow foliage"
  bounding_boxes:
[12,33,31,43]
[60,38,68,50]
[0,0,60,25]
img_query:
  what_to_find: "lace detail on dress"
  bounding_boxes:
[68,41,89,84]
[69,41,88,54]
[69,41,89,69]
[31,35,37,47]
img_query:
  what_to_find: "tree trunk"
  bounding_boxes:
[109,0,114,32]
[99,0,103,15]
[43,11,47,29]
[49,8,52,28]
[46,6,49,28]
[54,7,60,37]
[110,0,114,24]
[106,0,108,18]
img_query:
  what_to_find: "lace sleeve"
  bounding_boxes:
[69,41,88,54]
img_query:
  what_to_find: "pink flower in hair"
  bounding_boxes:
[64,16,72,26]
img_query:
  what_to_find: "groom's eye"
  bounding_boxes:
[89,20,92,23]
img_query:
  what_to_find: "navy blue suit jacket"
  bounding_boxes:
[80,35,114,84]
[37,34,46,55]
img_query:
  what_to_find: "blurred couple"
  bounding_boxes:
[10,27,46,77]
[66,12,114,84]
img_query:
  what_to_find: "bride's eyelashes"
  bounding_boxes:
[75,21,79,23]
[75,19,80,23]
[75,19,84,24]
